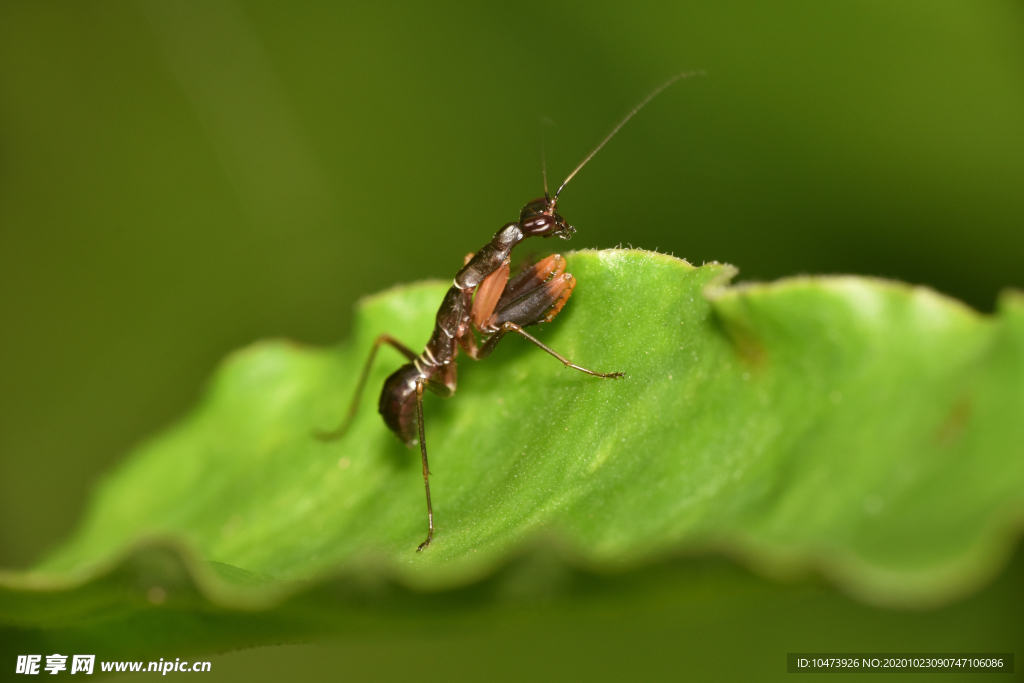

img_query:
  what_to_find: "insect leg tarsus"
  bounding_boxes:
[415,377,434,552]
[317,333,417,441]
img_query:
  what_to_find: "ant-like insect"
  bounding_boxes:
[320,72,702,551]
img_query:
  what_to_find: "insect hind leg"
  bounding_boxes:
[415,377,434,551]
[316,333,418,441]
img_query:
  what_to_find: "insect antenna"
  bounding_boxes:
[554,70,705,200]
[539,117,553,200]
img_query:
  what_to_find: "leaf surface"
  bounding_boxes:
[3,249,1023,653]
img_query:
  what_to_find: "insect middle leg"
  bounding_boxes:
[478,322,623,378]
[318,333,418,441]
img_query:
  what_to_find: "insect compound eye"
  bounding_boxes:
[521,215,558,237]
[519,198,551,223]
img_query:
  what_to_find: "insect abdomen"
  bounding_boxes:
[378,363,421,446]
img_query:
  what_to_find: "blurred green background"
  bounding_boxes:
[1,1,1022,679]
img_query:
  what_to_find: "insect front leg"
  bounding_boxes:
[478,255,624,378]
[317,333,418,440]
[496,253,566,311]
[462,253,569,360]
[457,256,509,360]
[470,257,510,331]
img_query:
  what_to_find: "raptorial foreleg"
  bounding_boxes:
[475,256,623,378]
[462,253,569,361]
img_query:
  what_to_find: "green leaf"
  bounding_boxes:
[3,249,1023,655]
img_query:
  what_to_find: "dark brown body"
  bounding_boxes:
[380,199,584,446]
[320,71,701,550]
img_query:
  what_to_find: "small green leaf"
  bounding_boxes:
[3,249,1023,654]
